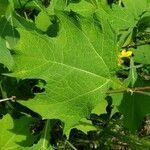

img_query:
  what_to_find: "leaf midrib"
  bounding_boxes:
[15,56,110,81]
[46,79,110,105]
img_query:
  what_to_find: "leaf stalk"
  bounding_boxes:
[106,86,150,95]
[0,96,16,103]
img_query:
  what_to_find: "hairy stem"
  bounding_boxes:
[106,86,150,95]
[122,40,150,49]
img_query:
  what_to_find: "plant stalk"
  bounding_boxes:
[106,86,150,95]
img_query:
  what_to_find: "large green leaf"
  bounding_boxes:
[101,0,150,31]
[119,79,150,132]
[10,12,121,131]
[100,0,150,46]
[118,58,150,132]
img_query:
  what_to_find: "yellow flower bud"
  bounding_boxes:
[119,49,132,58]
[118,49,132,65]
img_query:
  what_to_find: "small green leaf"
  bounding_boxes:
[35,11,52,32]
[24,120,53,150]
[0,37,13,70]
[46,0,68,15]
[133,45,150,64]
[66,0,96,17]
[137,16,150,32]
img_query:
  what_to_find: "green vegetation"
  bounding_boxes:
[0,0,150,149]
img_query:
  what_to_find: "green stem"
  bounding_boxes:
[0,81,7,99]
[0,80,15,109]
[122,64,143,70]
[119,0,122,6]
[66,140,77,150]
[18,0,22,7]
[134,91,150,96]
[122,40,150,49]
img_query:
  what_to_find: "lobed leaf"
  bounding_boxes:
[10,12,121,131]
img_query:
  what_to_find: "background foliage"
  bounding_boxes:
[0,0,150,149]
